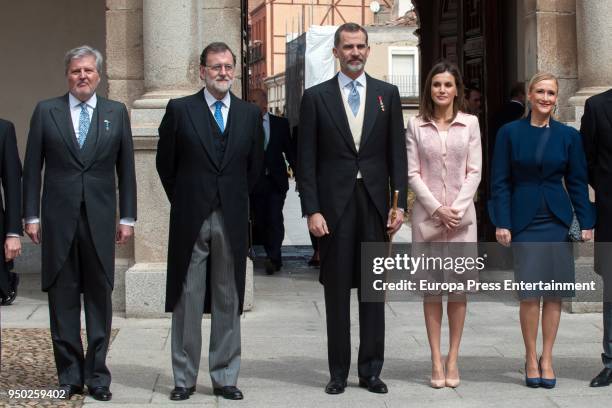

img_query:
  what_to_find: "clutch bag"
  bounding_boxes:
[568,214,582,242]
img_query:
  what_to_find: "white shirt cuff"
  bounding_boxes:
[120,218,135,226]
[27,217,135,226]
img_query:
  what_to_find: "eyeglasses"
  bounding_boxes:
[206,64,235,73]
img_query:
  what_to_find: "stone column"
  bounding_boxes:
[568,0,612,125]
[122,0,253,317]
[522,0,578,123]
[202,0,243,96]
[106,0,144,312]
[131,0,201,138]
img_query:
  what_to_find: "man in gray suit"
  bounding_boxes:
[157,42,263,401]
[23,45,137,401]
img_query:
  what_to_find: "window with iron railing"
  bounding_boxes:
[384,75,419,97]
[386,48,419,98]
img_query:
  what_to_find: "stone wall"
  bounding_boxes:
[106,0,144,109]
[522,0,578,122]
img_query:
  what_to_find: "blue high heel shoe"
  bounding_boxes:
[539,357,556,389]
[525,363,541,388]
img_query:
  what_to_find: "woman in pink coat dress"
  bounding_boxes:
[406,61,482,388]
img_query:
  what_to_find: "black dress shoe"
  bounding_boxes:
[89,386,112,401]
[307,257,320,268]
[358,376,388,393]
[170,386,196,401]
[590,367,612,387]
[213,386,244,400]
[264,259,282,275]
[59,384,84,399]
[0,272,19,305]
[324,379,347,394]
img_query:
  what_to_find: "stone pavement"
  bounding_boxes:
[1,181,609,406]
[2,259,611,407]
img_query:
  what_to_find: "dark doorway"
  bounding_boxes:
[413,0,509,241]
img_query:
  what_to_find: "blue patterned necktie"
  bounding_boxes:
[78,102,90,148]
[214,100,225,133]
[348,80,360,117]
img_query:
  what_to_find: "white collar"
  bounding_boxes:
[204,88,231,108]
[69,92,97,109]
[263,112,270,121]
[338,71,366,89]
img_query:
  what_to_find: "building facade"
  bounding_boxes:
[248,0,395,96]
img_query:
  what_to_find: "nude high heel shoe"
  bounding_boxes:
[445,359,460,388]
[445,376,460,388]
[430,360,446,389]
[430,377,446,389]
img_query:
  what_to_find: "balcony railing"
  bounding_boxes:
[385,75,419,98]
[249,43,264,64]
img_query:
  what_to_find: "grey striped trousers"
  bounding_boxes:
[171,209,241,388]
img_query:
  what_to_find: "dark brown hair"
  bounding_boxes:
[419,60,465,122]
[200,42,236,66]
[334,23,368,48]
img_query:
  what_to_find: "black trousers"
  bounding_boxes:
[309,232,318,252]
[47,205,112,388]
[321,180,385,381]
[251,175,286,265]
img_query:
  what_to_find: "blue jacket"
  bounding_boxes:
[488,117,595,234]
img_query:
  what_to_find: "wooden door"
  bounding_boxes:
[413,0,504,241]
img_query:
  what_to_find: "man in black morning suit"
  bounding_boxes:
[157,42,263,401]
[248,89,296,274]
[23,46,137,401]
[297,23,407,394]
[0,119,23,301]
[581,88,612,387]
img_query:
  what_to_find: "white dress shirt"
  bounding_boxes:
[69,92,96,141]
[338,71,366,107]
[204,88,231,130]
[26,92,135,227]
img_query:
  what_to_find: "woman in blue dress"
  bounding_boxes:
[489,72,595,388]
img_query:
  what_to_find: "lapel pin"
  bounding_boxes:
[104,120,111,131]
[377,96,385,112]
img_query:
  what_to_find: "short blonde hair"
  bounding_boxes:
[525,72,559,118]
[527,72,558,94]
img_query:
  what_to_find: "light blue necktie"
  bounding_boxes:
[348,81,360,117]
[263,116,270,150]
[78,102,90,148]
[214,100,225,133]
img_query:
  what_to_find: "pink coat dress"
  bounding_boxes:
[406,112,482,243]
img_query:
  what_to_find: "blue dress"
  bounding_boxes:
[488,117,596,298]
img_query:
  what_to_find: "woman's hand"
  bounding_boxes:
[433,206,461,229]
[496,228,512,247]
[581,229,593,241]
